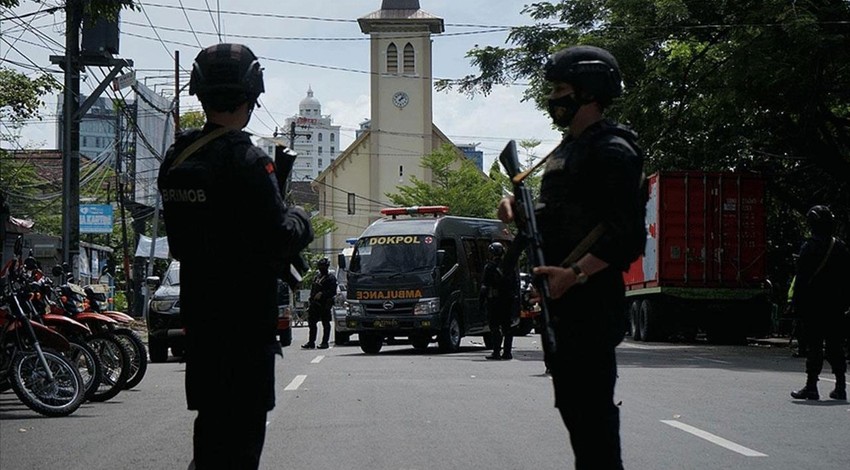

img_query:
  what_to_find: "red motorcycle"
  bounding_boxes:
[46,264,131,402]
[18,263,104,402]
[0,248,85,417]
[82,282,148,390]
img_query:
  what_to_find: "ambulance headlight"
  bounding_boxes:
[414,298,439,315]
[348,302,365,316]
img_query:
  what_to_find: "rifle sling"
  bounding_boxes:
[560,223,606,267]
[166,127,230,175]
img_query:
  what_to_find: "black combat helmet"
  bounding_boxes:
[189,43,264,105]
[806,205,835,237]
[317,258,331,268]
[489,242,505,257]
[544,45,622,105]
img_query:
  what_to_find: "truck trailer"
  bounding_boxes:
[625,171,772,343]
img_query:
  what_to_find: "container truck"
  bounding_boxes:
[625,171,772,343]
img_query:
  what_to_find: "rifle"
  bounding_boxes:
[272,140,310,291]
[499,140,557,356]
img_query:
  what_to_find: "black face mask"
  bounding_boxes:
[547,94,582,128]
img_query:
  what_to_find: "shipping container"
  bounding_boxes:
[624,171,772,343]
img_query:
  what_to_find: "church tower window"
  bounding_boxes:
[403,43,415,74]
[386,43,398,74]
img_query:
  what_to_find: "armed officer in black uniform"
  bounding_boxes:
[480,242,519,360]
[498,45,645,470]
[158,43,313,470]
[302,257,337,349]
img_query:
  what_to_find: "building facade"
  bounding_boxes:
[256,87,341,183]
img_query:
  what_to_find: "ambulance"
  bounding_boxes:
[339,206,512,354]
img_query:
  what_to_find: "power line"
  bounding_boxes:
[176,0,203,48]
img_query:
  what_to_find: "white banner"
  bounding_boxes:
[135,235,170,259]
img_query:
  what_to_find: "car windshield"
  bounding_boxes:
[349,234,436,275]
[163,262,180,286]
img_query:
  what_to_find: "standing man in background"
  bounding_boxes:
[480,241,519,360]
[789,205,848,401]
[302,257,337,349]
[498,45,645,470]
[158,43,314,469]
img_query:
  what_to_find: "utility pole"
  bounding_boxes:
[50,1,132,273]
[273,121,311,203]
[59,0,82,269]
[174,50,180,137]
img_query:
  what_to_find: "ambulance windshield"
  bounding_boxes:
[349,234,436,275]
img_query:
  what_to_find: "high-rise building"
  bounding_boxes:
[457,143,484,171]
[256,87,341,183]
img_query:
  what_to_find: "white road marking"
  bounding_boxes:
[819,376,836,384]
[311,355,324,364]
[661,420,767,457]
[284,375,307,391]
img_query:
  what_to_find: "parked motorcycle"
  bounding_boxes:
[0,253,85,417]
[18,264,104,401]
[48,265,131,402]
[82,282,147,390]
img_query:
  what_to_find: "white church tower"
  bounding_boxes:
[357,0,444,204]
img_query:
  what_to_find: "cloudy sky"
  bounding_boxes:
[2,0,564,169]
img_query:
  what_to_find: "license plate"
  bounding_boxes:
[372,319,398,328]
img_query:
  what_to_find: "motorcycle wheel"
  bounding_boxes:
[86,333,131,402]
[113,328,148,390]
[9,348,85,417]
[66,339,102,401]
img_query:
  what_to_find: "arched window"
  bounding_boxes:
[318,133,323,142]
[403,43,415,74]
[386,43,398,74]
[330,133,335,142]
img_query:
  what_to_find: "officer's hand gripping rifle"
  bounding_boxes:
[499,140,557,356]
[273,141,310,291]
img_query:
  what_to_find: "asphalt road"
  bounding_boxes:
[1,329,847,470]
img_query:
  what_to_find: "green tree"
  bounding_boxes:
[386,143,502,219]
[180,110,206,130]
[439,0,850,288]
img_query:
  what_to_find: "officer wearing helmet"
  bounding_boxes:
[497,45,645,470]
[789,205,849,401]
[157,43,313,469]
[303,257,337,349]
[480,241,519,360]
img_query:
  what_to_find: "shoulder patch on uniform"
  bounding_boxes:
[244,145,272,165]
[265,162,275,174]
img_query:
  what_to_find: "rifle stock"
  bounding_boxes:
[273,141,310,291]
[499,140,557,356]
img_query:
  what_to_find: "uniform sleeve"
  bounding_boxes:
[242,146,314,269]
[587,138,644,269]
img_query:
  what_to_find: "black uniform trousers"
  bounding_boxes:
[802,315,847,380]
[487,299,514,354]
[192,408,267,469]
[547,272,625,470]
[307,302,331,345]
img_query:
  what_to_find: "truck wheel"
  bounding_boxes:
[629,301,642,341]
[438,312,461,353]
[335,332,350,346]
[639,299,662,342]
[360,333,383,354]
